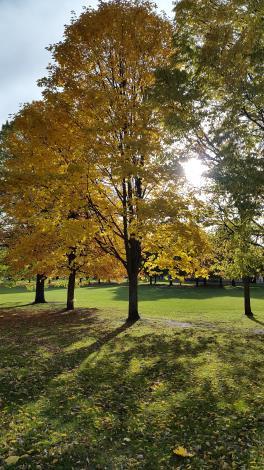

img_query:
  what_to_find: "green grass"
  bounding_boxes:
[0,286,263,468]
[0,283,263,330]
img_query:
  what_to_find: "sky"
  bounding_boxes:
[0,0,174,125]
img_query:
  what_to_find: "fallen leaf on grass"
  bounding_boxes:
[173,446,194,457]
[5,456,20,466]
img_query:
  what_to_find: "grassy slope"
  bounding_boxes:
[0,286,263,468]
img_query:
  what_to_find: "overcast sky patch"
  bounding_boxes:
[0,0,173,125]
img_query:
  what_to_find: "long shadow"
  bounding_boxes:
[0,302,37,310]
[0,308,135,410]
[6,328,263,469]
[247,315,264,327]
[112,284,264,302]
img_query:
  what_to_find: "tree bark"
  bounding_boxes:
[66,269,76,311]
[203,278,207,287]
[128,270,140,322]
[149,276,153,286]
[34,274,46,304]
[195,279,199,287]
[231,279,236,287]
[243,277,253,317]
[219,277,223,288]
[66,249,77,311]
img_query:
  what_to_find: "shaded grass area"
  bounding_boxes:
[0,305,263,469]
[0,284,263,330]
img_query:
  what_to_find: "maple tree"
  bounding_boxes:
[211,224,264,316]
[0,100,116,310]
[153,0,264,314]
[144,216,211,283]
[38,0,179,321]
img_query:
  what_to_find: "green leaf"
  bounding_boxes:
[5,456,21,466]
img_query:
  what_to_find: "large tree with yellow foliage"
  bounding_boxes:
[1,100,121,310]
[40,0,188,322]
[1,0,211,321]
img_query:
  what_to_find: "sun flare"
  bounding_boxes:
[182,158,206,188]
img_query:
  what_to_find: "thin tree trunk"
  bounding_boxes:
[243,277,253,317]
[149,276,153,286]
[34,274,46,304]
[195,279,199,287]
[66,269,76,311]
[66,249,77,311]
[154,275,157,285]
[219,277,223,288]
[128,270,140,322]
[203,278,207,287]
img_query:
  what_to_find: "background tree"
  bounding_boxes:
[153,0,264,312]
[211,225,264,316]
[144,216,211,284]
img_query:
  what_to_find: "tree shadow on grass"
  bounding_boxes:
[246,315,264,327]
[0,311,263,469]
[112,284,264,302]
[0,302,37,310]
[0,308,134,410]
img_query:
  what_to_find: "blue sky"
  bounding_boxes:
[0,0,174,125]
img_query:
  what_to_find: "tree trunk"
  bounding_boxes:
[154,275,157,285]
[219,277,223,288]
[243,277,253,317]
[128,271,140,322]
[231,279,236,287]
[66,269,76,311]
[195,279,199,287]
[203,278,207,287]
[149,276,153,286]
[34,274,46,304]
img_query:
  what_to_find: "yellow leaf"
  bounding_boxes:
[5,456,21,466]
[173,446,194,457]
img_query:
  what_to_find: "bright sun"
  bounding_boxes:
[182,158,206,188]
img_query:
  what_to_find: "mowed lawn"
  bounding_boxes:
[0,283,263,329]
[0,286,263,469]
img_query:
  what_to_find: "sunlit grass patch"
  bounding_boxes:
[0,300,263,468]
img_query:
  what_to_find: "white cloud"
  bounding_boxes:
[0,0,173,125]
[0,0,95,124]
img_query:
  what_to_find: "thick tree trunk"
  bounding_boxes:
[231,279,236,287]
[128,271,140,322]
[149,276,153,286]
[203,278,207,287]
[34,274,46,304]
[243,277,253,317]
[66,269,76,311]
